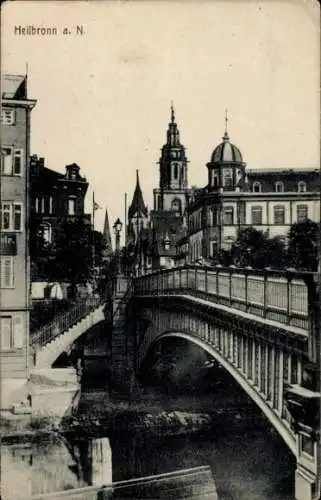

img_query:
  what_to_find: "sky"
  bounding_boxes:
[2,0,320,242]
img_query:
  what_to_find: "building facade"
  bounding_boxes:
[0,74,36,390]
[186,127,320,263]
[126,108,319,274]
[29,155,91,279]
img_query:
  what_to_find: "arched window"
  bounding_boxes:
[39,223,51,243]
[252,182,261,193]
[297,204,308,222]
[251,206,263,225]
[273,205,285,224]
[275,181,284,193]
[298,181,307,193]
[173,163,178,180]
[171,198,181,215]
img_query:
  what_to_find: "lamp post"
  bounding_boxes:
[113,218,123,274]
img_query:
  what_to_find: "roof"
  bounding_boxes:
[2,74,26,99]
[211,132,243,164]
[128,170,148,219]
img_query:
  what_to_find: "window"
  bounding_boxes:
[68,198,76,215]
[223,206,234,225]
[0,317,12,350]
[173,163,178,180]
[223,170,233,189]
[41,197,45,214]
[297,204,308,222]
[35,197,39,213]
[275,181,284,193]
[1,148,12,175]
[0,257,14,288]
[0,315,23,350]
[274,205,285,224]
[1,202,23,231]
[171,198,181,214]
[49,196,53,214]
[13,150,23,175]
[0,148,23,176]
[1,108,15,125]
[252,182,261,193]
[39,223,51,243]
[210,239,218,257]
[251,206,263,225]
[298,181,307,193]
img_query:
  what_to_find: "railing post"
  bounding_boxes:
[229,269,232,306]
[263,271,267,319]
[205,268,208,294]
[286,272,291,325]
[245,269,249,313]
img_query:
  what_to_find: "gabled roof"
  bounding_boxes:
[2,74,27,99]
[128,169,148,219]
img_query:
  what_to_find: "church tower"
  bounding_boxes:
[153,104,190,215]
[127,169,148,244]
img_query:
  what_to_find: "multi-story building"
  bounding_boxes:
[126,108,319,273]
[186,126,320,263]
[29,155,91,281]
[0,74,36,403]
[29,155,90,244]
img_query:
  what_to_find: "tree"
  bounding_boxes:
[30,217,106,290]
[231,227,287,269]
[287,220,318,271]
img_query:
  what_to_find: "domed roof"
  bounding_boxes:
[211,132,243,164]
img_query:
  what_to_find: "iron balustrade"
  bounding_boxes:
[30,294,105,349]
[30,282,133,352]
[134,266,310,331]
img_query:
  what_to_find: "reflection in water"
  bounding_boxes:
[0,436,112,499]
[1,421,294,500]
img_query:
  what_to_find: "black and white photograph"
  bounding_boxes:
[0,1,320,499]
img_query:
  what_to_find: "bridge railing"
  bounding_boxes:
[134,266,310,331]
[30,294,107,349]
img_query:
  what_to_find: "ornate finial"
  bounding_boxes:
[223,108,229,141]
[171,101,175,123]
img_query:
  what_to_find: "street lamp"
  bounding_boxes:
[113,218,123,273]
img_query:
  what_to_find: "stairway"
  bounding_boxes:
[34,305,105,368]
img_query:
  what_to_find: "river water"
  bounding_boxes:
[1,339,295,499]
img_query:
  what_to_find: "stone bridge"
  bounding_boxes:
[123,265,321,500]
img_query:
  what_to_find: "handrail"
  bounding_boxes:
[133,265,310,331]
[30,293,107,349]
[30,280,133,350]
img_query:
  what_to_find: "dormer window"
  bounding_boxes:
[253,182,261,193]
[298,181,306,193]
[275,181,284,193]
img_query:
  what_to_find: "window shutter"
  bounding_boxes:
[13,315,24,348]
[0,317,12,350]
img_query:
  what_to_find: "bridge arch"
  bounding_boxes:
[140,330,296,456]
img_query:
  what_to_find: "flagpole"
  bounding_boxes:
[92,191,96,277]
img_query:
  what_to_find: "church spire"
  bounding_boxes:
[128,169,148,219]
[167,102,180,146]
[102,208,113,260]
[171,101,175,123]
